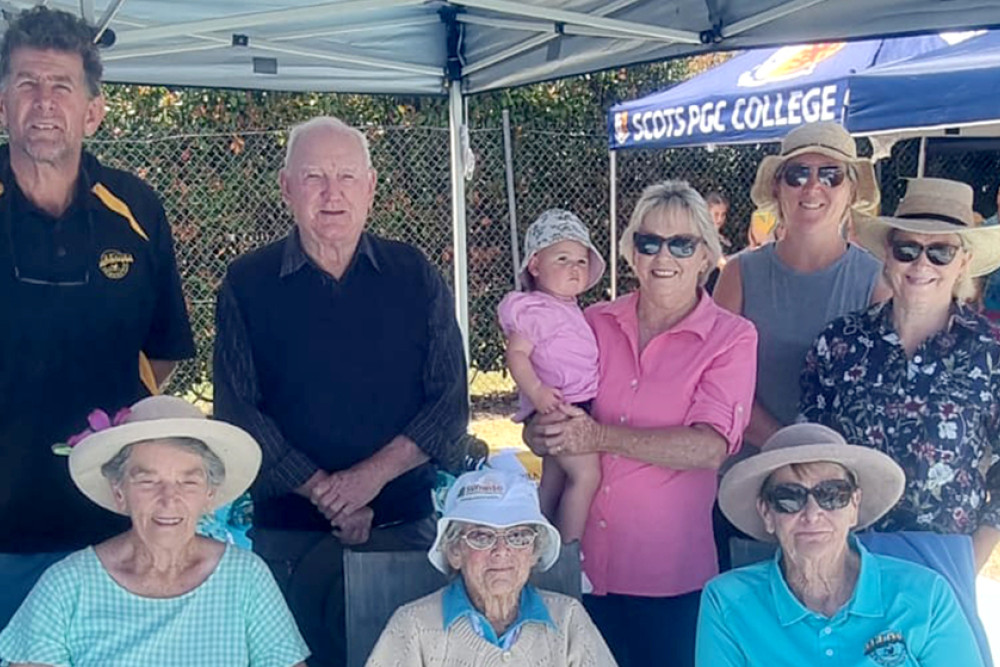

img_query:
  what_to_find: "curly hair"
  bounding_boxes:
[0,6,102,97]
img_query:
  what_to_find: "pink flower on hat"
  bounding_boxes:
[52,407,131,455]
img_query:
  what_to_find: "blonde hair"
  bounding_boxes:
[619,180,723,285]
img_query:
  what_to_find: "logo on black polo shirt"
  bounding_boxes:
[99,250,134,279]
[865,631,907,666]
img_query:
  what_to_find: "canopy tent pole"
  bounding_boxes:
[609,149,618,299]
[448,82,470,363]
[502,110,522,290]
[917,136,928,177]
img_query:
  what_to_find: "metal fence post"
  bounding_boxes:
[448,83,470,363]
[609,148,618,299]
[502,110,521,290]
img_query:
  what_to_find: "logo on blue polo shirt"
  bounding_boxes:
[99,250,134,279]
[864,630,907,666]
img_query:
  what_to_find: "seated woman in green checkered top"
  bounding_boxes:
[0,396,310,667]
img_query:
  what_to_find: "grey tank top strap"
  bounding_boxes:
[740,242,881,426]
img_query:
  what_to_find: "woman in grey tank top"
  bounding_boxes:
[714,122,888,451]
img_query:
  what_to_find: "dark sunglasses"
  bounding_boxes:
[780,163,846,189]
[633,232,701,258]
[763,479,856,514]
[890,240,961,267]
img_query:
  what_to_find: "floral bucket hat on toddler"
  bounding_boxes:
[518,209,606,292]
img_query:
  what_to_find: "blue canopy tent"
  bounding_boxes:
[847,29,1000,182]
[607,34,951,151]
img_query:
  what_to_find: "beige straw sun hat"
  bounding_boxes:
[68,396,261,515]
[855,177,1000,277]
[750,122,879,217]
[718,424,904,543]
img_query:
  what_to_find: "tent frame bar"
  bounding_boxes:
[457,0,701,44]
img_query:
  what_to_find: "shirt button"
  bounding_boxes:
[604,486,611,494]
[825,649,834,657]
[914,355,922,363]
[823,627,832,635]
[55,246,67,258]
[630,379,638,389]
[619,415,627,423]
[598,520,607,529]
[502,651,512,662]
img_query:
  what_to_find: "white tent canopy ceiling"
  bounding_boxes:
[9,0,1000,95]
[5,0,998,354]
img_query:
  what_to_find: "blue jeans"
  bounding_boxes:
[0,551,72,630]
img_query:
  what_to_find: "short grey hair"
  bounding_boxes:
[619,180,723,284]
[100,437,226,490]
[284,116,372,169]
[437,521,548,577]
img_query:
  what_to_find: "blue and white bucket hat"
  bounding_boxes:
[519,209,606,292]
[428,463,561,574]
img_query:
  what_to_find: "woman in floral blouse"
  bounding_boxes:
[800,178,1000,572]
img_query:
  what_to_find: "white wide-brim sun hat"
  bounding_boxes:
[719,423,905,543]
[855,177,1000,278]
[69,396,262,515]
[428,463,561,574]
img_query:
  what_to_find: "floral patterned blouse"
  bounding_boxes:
[799,300,1000,534]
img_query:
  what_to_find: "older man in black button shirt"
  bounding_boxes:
[0,7,194,628]
[214,115,468,667]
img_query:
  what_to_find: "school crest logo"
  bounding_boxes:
[738,42,846,88]
[864,630,907,666]
[99,250,134,280]
[613,111,630,146]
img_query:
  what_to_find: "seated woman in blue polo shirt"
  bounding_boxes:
[697,424,983,667]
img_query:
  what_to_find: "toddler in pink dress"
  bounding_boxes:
[498,209,605,543]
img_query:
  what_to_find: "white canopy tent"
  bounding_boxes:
[8,0,1000,353]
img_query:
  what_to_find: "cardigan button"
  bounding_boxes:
[502,651,512,661]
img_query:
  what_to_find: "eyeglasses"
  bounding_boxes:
[780,163,847,189]
[763,479,856,514]
[890,240,961,267]
[461,527,538,551]
[632,232,701,258]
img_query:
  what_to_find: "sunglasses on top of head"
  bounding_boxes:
[632,232,701,259]
[780,163,847,189]
[889,239,961,267]
[763,478,856,514]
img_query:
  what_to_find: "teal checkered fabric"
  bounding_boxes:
[0,545,308,666]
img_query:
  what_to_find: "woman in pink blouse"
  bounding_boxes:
[525,180,757,667]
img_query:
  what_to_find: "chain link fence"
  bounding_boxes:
[86,127,1000,401]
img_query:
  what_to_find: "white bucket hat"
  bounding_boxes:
[718,423,904,542]
[750,122,880,219]
[855,177,1000,277]
[518,209,606,292]
[428,465,561,574]
[68,396,262,515]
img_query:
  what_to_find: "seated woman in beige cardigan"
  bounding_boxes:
[366,463,616,666]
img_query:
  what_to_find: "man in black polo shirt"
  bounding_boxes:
[214,116,468,667]
[0,6,195,626]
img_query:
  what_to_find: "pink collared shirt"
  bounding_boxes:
[580,291,757,597]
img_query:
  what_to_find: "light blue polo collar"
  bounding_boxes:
[770,535,884,626]
[442,578,554,647]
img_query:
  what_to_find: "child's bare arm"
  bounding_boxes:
[506,332,562,413]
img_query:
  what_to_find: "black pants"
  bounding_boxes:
[253,517,436,667]
[583,590,701,667]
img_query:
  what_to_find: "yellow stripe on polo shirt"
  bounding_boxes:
[92,183,149,241]
[138,352,159,396]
